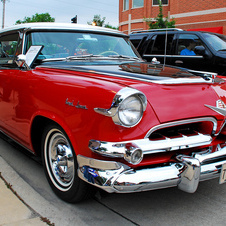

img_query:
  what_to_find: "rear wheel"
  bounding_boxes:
[41,124,90,203]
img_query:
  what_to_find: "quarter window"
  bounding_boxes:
[153,0,168,5]
[0,33,20,64]
[132,0,144,8]
[123,0,129,10]
[145,34,174,55]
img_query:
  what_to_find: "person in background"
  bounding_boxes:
[180,39,197,55]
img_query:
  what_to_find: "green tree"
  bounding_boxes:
[104,23,119,30]
[88,15,105,27]
[144,0,175,29]
[15,13,55,24]
[88,15,118,30]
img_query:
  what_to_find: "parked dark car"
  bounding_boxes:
[129,28,226,75]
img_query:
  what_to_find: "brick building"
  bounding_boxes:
[119,0,226,35]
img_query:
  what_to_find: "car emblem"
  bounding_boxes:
[65,98,88,110]
[205,100,226,116]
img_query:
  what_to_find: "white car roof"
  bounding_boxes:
[0,22,125,36]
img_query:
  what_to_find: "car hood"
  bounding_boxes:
[41,61,218,85]
[39,61,225,123]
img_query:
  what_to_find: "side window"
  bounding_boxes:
[145,34,174,55]
[177,34,204,55]
[130,35,147,50]
[131,39,142,49]
[0,33,19,64]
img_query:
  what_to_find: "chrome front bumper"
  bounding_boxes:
[77,146,226,194]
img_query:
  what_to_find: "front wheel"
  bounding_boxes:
[41,124,90,203]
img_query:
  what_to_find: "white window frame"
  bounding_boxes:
[152,0,169,6]
[123,0,129,11]
[132,0,144,9]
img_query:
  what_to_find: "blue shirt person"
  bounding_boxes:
[180,39,197,55]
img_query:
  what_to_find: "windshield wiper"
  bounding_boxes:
[108,55,141,61]
[42,54,141,62]
[218,49,226,51]
[66,54,104,60]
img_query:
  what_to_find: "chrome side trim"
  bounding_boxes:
[145,117,218,137]
[77,145,226,194]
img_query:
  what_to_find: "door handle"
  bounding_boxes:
[175,60,183,64]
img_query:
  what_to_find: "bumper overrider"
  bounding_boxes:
[77,134,226,194]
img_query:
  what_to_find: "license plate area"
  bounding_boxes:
[219,163,226,184]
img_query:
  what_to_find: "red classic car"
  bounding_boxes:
[1,23,226,203]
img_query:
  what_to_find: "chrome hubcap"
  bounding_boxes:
[45,129,75,191]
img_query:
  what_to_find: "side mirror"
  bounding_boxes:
[194,46,212,59]
[16,54,30,69]
[194,46,205,55]
[15,46,43,70]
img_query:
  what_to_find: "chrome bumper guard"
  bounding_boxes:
[77,145,226,193]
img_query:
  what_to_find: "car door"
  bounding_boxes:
[172,33,212,71]
[142,33,175,65]
[0,31,30,143]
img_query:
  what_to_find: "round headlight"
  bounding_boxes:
[118,95,143,127]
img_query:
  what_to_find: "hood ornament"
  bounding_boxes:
[205,100,226,116]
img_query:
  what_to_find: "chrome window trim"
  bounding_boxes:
[143,54,203,59]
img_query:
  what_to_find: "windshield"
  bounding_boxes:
[25,31,139,61]
[202,33,226,51]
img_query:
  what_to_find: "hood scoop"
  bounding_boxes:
[119,62,220,85]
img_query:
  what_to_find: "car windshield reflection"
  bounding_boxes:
[203,33,226,51]
[25,32,139,61]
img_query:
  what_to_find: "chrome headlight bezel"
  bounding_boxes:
[94,87,147,128]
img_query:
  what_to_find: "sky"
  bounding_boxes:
[0,0,119,28]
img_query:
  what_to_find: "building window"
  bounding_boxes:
[153,0,168,5]
[132,0,144,8]
[123,0,129,10]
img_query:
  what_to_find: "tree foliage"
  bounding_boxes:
[104,23,119,30]
[88,15,105,27]
[144,0,175,29]
[88,15,118,30]
[15,13,55,24]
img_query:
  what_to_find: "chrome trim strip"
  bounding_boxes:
[77,145,226,193]
[89,132,212,158]
[145,117,218,137]
[143,54,203,59]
